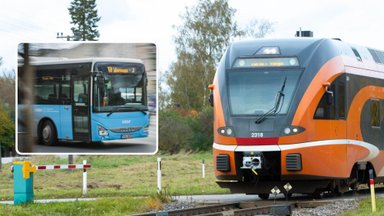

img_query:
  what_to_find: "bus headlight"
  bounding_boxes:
[98,126,108,136]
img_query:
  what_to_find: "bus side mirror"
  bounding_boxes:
[323,82,334,105]
[208,84,214,107]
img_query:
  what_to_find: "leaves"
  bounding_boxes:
[166,0,273,111]
[0,105,14,148]
[167,0,239,110]
[0,70,15,148]
[68,0,101,41]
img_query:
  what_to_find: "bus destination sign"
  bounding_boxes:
[107,66,136,74]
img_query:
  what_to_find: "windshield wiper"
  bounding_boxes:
[255,76,287,124]
[107,106,148,117]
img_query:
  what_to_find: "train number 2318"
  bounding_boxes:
[251,132,264,138]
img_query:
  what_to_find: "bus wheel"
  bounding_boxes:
[41,121,57,146]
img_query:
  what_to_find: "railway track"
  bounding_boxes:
[132,200,336,216]
[133,187,384,216]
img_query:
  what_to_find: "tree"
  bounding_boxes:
[68,0,101,41]
[0,70,15,119]
[167,0,273,110]
[0,106,14,149]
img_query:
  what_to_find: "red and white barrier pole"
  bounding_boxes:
[36,163,91,196]
[369,169,376,213]
[36,164,91,170]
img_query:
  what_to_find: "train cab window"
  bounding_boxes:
[314,79,346,120]
[314,84,336,119]
[370,100,380,127]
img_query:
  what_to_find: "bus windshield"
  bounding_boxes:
[93,62,147,113]
[228,69,301,115]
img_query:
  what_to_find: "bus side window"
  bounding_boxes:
[59,73,71,104]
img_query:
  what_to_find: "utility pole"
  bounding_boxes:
[56,32,73,41]
[56,32,74,164]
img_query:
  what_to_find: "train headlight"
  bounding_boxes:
[226,128,233,136]
[281,126,305,136]
[218,126,234,137]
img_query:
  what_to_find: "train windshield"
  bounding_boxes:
[228,69,301,115]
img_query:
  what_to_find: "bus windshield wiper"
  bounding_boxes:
[107,106,148,117]
[255,76,287,124]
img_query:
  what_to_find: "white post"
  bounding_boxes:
[157,157,161,193]
[202,160,205,178]
[82,160,87,195]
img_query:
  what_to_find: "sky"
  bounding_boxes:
[0,0,383,72]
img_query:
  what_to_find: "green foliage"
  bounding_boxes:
[150,187,173,203]
[0,197,147,216]
[0,70,15,120]
[168,0,241,110]
[159,108,213,153]
[186,107,213,151]
[0,152,226,201]
[159,110,193,153]
[0,105,14,148]
[68,0,101,41]
[166,0,273,111]
[341,198,384,215]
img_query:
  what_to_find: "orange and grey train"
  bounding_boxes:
[210,38,384,199]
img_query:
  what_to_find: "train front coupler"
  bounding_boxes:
[240,152,264,175]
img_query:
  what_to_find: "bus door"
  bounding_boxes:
[72,75,90,142]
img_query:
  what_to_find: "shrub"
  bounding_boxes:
[159,110,193,154]
[159,107,213,153]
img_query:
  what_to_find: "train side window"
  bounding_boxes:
[370,100,380,128]
[336,83,346,119]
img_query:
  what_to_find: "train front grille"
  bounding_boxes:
[216,154,230,172]
[286,154,302,171]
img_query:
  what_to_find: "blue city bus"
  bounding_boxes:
[18,58,149,145]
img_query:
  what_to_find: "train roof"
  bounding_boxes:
[226,38,384,69]
[19,57,144,67]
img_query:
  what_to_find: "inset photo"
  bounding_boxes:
[17,43,157,154]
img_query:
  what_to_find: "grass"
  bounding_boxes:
[0,197,147,216]
[0,151,228,201]
[342,198,384,216]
